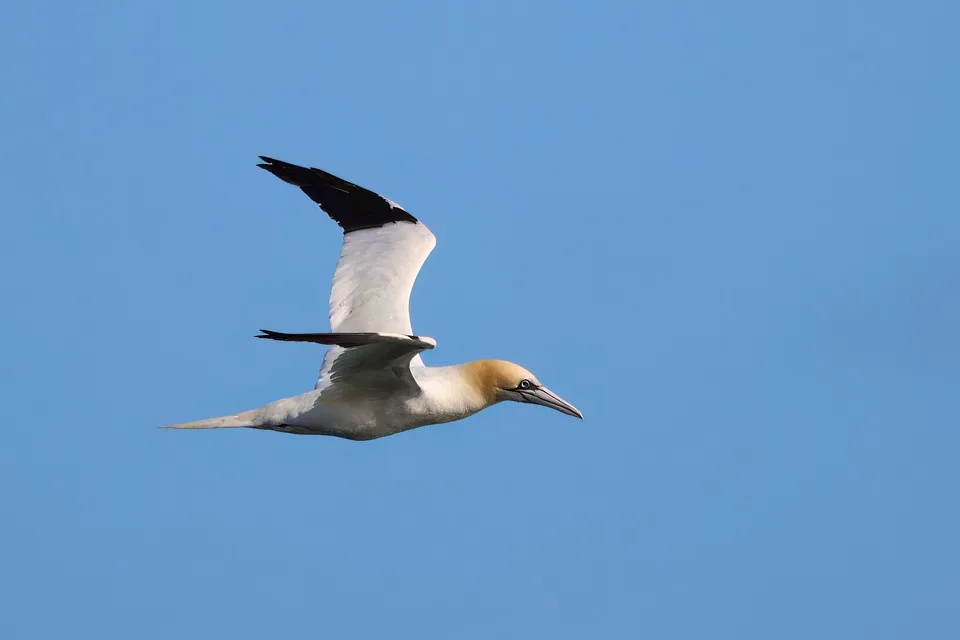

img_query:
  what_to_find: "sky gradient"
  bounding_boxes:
[2,1,958,638]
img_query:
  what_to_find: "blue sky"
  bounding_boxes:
[2,1,958,637]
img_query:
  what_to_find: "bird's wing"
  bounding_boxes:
[255,330,436,351]
[257,330,436,391]
[257,157,437,336]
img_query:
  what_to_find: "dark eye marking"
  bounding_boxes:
[517,379,532,390]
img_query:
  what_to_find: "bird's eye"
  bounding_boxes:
[518,379,532,390]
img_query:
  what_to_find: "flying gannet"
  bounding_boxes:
[162,157,582,440]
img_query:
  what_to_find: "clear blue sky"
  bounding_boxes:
[1,1,957,637]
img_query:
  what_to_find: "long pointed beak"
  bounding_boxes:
[521,386,583,419]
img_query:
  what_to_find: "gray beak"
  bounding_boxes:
[520,386,583,419]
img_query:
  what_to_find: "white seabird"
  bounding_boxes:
[162,157,582,440]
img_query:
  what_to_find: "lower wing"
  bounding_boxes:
[257,330,436,390]
[256,330,436,350]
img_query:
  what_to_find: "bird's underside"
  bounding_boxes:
[163,329,440,439]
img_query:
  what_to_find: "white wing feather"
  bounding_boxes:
[329,222,436,333]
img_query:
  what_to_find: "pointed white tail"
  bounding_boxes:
[160,409,258,430]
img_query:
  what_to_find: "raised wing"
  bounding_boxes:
[257,157,436,334]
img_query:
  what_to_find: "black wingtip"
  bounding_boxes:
[257,156,293,176]
[255,156,420,232]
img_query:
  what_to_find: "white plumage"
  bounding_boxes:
[328,222,435,334]
[162,157,581,440]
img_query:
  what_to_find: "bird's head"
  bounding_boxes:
[465,360,583,419]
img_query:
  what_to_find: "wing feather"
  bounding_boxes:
[329,223,436,333]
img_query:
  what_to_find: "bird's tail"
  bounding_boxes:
[160,409,259,430]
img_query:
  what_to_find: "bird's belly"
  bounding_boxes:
[279,394,429,440]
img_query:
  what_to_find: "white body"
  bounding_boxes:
[239,365,490,440]
[162,158,581,439]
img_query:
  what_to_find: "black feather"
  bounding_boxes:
[257,156,419,234]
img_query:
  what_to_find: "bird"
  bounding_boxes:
[161,157,582,440]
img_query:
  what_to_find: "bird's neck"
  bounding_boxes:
[413,362,500,422]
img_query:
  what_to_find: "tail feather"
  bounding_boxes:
[160,410,258,430]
